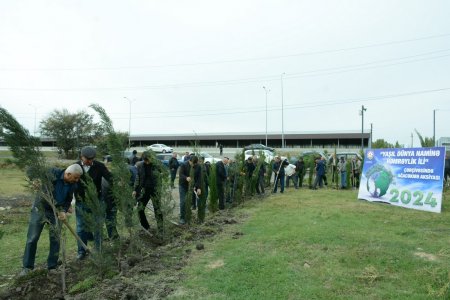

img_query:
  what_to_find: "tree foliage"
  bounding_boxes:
[40,109,97,158]
[372,139,394,149]
[414,129,435,147]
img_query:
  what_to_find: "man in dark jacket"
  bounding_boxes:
[168,152,180,188]
[20,165,82,275]
[216,157,229,210]
[255,157,266,195]
[128,149,140,166]
[273,157,288,193]
[178,155,191,224]
[75,146,113,259]
[313,156,326,189]
[295,157,305,188]
[133,151,164,236]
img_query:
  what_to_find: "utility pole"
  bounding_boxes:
[28,104,41,136]
[433,109,436,146]
[123,97,135,150]
[411,133,413,148]
[280,73,286,148]
[263,86,270,146]
[370,123,373,148]
[360,105,367,150]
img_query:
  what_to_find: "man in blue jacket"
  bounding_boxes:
[20,164,82,275]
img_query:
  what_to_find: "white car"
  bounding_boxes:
[146,144,173,153]
[244,149,275,163]
[200,152,221,164]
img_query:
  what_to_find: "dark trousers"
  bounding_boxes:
[298,172,304,187]
[104,196,118,240]
[23,204,60,270]
[273,174,285,193]
[170,169,177,188]
[76,201,103,255]
[352,171,360,188]
[256,175,265,194]
[137,188,163,234]
[313,174,324,189]
[179,185,188,222]
[217,181,226,209]
[286,174,298,189]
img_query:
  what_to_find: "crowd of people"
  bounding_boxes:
[19,146,365,276]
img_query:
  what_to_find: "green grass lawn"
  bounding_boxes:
[0,166,28,197]
[172,188,450,299]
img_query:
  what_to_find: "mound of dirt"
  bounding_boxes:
[1,209,246,299]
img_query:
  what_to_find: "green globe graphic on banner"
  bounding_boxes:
[365,164,394,198]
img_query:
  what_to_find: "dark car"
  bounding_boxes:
[243,143,274,152]
[156,153,183,167]
[103,151,133,163]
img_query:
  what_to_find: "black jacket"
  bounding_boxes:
[134,161,162,194]
[178,161,191,189]
[216,160,227,183]
[75,160,112,202]
[169,157,180,170]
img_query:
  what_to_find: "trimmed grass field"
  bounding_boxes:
[172,188,450,299]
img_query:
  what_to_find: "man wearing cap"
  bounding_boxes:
[75,146,113,260]
[20,164,82,276]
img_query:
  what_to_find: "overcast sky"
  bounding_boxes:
[1,0,450,147]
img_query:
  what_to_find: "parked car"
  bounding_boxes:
[103,151,133,163]
[300,150,328,159]
[199,152,221,164]
[335,151,362,161]
[146,144,173,153]
[156,153,183,167]
[243,143,274,152]
[244,149,276,163]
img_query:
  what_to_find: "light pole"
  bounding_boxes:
[280,73,286,148]
[28,104,40,136]
[433,109,437,146]
[123,97,135,149]
[360,105,367,150]
[262,86,270,146]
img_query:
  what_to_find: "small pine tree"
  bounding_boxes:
[208,163,219,213]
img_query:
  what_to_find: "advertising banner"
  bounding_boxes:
[358,147,445,213]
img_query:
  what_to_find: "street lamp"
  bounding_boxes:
[123,97,135,150]
[28,104,41,136]
[280,73,286,148]
[262,86,270,146]
[360,105,367,150]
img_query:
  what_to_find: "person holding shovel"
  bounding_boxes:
[20,164,82,276]
[273,156,289,193]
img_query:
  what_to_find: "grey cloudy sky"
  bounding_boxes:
[1,0,450,146]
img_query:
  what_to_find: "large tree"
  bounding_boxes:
[40,109,97,158]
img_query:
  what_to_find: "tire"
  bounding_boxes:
[162,150,166,153]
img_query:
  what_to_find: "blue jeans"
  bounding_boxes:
[273,174,285,193]
[340,171,347,188]
[76,201,103,255]
[23,202,61,270]
[179,185,187,222]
